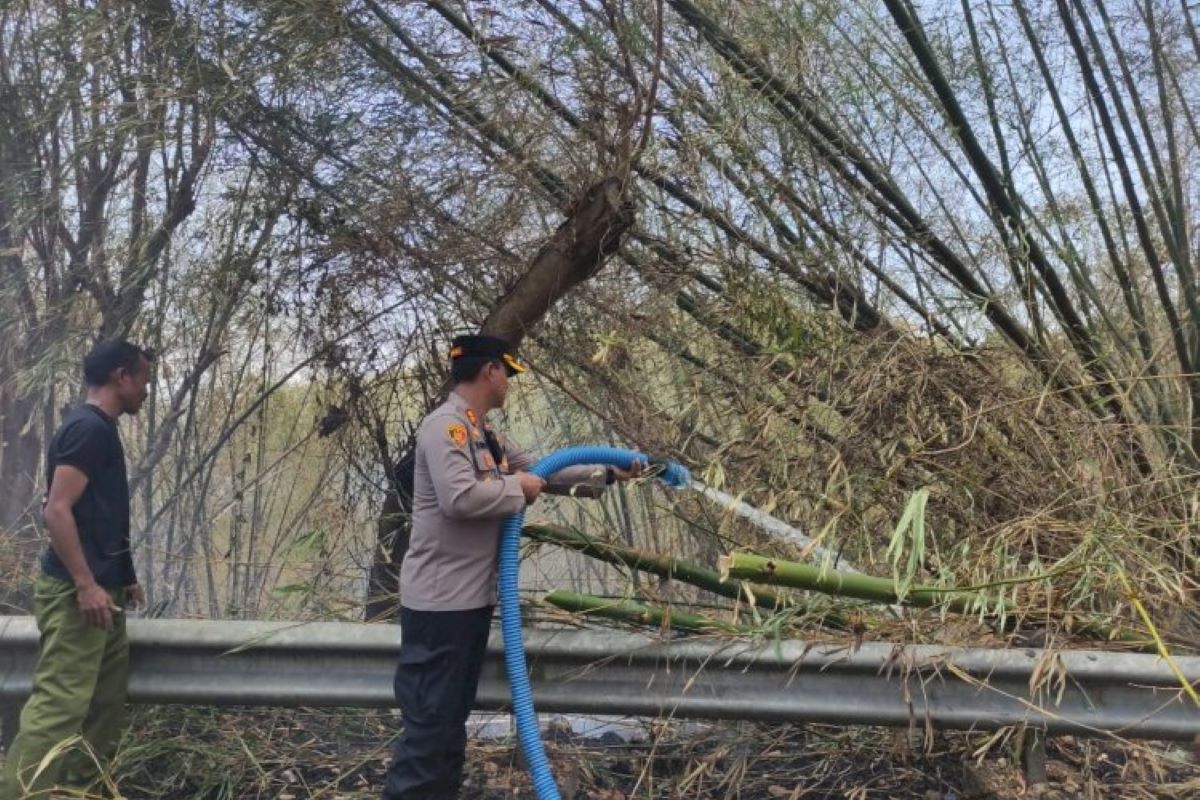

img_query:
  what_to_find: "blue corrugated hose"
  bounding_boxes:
[498,447,690,800]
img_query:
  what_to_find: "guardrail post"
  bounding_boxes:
[1,700,19,754]
[900,725,924,754]
[1020,728,1047,785]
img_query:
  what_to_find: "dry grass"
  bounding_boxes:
[82,707,1197,799]
[552,313,1200,650]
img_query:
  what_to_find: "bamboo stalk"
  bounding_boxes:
[524,523,795,611]
[543,590,747,634]
[719,553,1187,653]
[719,552,988,613]
[664,0,1048,370]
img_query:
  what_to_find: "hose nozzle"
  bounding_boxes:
[646,456,691,490]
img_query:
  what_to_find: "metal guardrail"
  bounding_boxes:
[1,617,1197,740]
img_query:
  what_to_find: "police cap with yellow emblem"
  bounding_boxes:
[449,334,527,377]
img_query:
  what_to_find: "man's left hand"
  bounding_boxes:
[611,460,646,482]
[126,584,145,610]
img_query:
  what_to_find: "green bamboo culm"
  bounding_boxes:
[526,524,872,633]
[524,523,794,611]
[720,552,989,613]
[721,553,1170,652]
[543,590,748,634]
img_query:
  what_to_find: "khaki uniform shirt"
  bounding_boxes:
[399,392,607,611]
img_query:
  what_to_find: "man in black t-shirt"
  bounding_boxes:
[1,340,153,798]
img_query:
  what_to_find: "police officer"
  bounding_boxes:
[382,334,641,800]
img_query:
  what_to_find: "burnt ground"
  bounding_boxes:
[90,707,1200,799]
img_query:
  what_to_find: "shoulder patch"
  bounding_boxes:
[447,423,468,448]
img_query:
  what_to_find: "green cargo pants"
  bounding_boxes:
[0,575,129,799]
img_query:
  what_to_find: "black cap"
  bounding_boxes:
[449,334,527,376]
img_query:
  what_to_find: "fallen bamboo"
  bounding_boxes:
[719,552,989,613]
[719,552,1176,651]
[524,523,794,611]
[543,589,748,634]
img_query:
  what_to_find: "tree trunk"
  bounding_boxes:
[0,380,43,612]
[364,449,414,622]
[362,176,636,621]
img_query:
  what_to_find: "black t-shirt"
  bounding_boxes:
[40,404,136,589]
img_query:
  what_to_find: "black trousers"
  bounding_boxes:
[383,605,494,800]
